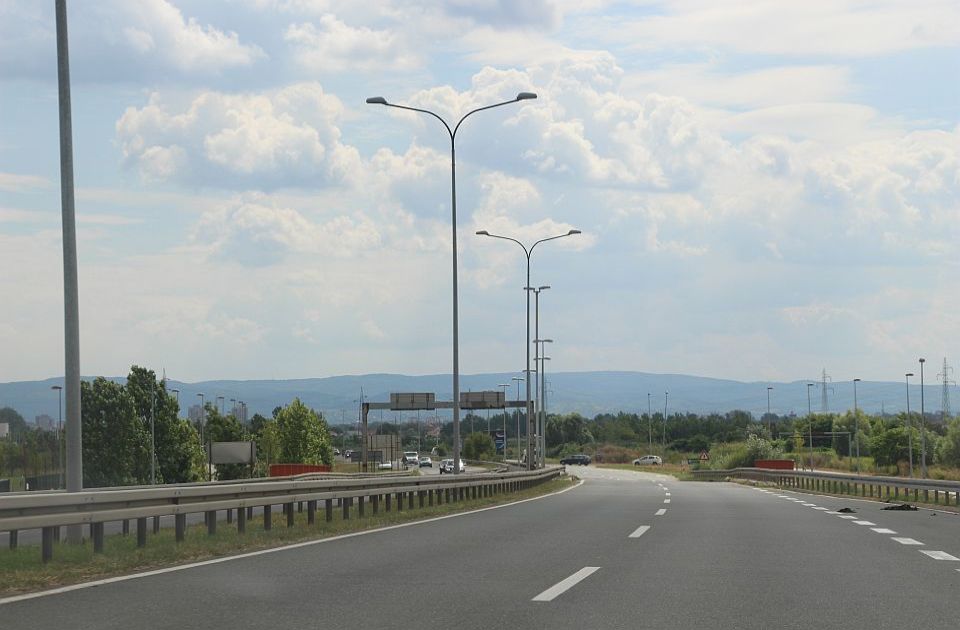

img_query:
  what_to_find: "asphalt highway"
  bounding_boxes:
[3,466,960,629]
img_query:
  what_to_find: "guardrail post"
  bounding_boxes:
[206,511,217,535]
[914,489,919,502]
[122,519,130,536]
[264,505,273,530]
[137,518,147,547]
[298,501,303,513]
[407,491,413,510]
[307,500,316,524]
[372,494,380,514]
[286,502,295,527]
[175,514,186,541]
[342,497,351,520]
[247,507,253,520]
[396,492,403,512]
[238,506,247,534]
[41,526,54,563]
[418,491,425,508]
[325,499,333,522]
[894,487,900,499]
[923,489,929,502]
[92,522,104,552]
[153,515,160,534]
[227,509,233,525]
[472,486,477,499]
[934,490,939,504]
[8,530,17,550]
[428,490,433,506]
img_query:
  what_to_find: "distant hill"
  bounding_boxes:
[0,371,942,425]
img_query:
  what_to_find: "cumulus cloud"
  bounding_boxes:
[116,83,361,188]
[285,15,420,73]
[193,194,382,266]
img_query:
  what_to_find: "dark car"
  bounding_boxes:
[560,454,591,466]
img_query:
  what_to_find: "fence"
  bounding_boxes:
[1,467,562,563]
[693,468,960,507]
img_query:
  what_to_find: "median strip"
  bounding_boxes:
[532,567,600,602]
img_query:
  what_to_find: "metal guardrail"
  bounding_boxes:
[692,467,960,507]
[1,467,563,562]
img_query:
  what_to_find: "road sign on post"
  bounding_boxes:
[699,450,710,461]
[491,430,506,454]
[390,393,436,410]
[460,391,505,409]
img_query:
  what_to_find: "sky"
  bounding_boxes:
[0,0,958,386]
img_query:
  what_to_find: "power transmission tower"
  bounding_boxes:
[819,368,834,413]
[938,357,955,423]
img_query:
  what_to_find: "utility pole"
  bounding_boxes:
[766,386,773,438]
[647,392,652,453]
[853,378,861,474]
[820,368,833,413]
[938,357,954,425]
[905,373,914,478]
[806,383,815,470]
[919,358,927,478]
[663,392,669,453]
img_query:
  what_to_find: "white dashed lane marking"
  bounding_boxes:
[837,515,859,520]
[871,528,897,534]
[655,508,667,516]
[628,526,650,539]
[919,550,960,561]
[852,520,876,526]
[892,537,925,546]
[532,567,601,602]
[663,499,671,504]
[812,507,829,511]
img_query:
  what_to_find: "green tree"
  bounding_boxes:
[0,407,30,438]
[203,405,250,480]
[463,432,495,460]
[870,419,915,467]
[81,377,149,487]
[274,398,333,465]
[935,418,960,467]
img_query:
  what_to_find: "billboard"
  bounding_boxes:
[490,430,506,454]
[207,441,256,465]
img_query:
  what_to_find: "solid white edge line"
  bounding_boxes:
[532,566,600,602]
[0,477,585,607]
[628,525,651,538]
[919,550,960,561]
[655,508,667,516]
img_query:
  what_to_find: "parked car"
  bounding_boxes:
[343,449,353,459]
[378,461,393,470]
[403,451,420,466]
[633,455,662,466]
[419,456,433,468]
[439,458,465,474]
[333,448,341,456]
[560,454,591,466]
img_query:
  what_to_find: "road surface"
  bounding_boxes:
[3,466,959,629]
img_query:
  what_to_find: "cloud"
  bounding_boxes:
[0,172,50,192]
[0,0,264,81]
[193,194,382,266]
[116,83,361,188]
[285,15,420,73]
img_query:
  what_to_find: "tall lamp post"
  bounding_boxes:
[905,373,914,477]
[852,378,861,473]
[498,383,510,461]
[532,285,550,466]
[367,91,538,475]
[806,382,815,470]
[647,392,652,453]
[217,396,224,416]
[537,354,551,467]
[51,385,63,489]
[171,389,180,416]
[663,391,669,453]
[197,393,205,443]
[919,358,927,478]
[476,229,581,469]
[766,386,773,438]
[512,376,524,462]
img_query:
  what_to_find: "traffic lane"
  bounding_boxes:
[776,487,960,557]
[1,473,671,629]
[525,481,959,630]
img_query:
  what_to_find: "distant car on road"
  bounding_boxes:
[333,448,341,456]
[343,449,353,459]
[439,458,465,474]
[560,454,591,466]
[419,456,432,468]
[403,451,420,466]
[378,461,393,470]
[633,455,662,466]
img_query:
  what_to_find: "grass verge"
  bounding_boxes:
[594,463,694,480]
[0,476,574,597]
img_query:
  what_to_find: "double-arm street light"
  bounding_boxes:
[512,376,524,461]
[367,91,537,474]
[853,378,861,473]
[476,229,581,468]
[806,382,815,470]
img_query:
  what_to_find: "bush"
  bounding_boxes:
[719,436,781,468]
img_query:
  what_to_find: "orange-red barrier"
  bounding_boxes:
[269,463,332,477]
[754,459,795,470]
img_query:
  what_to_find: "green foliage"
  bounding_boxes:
[935,418,960,467]
[0,407,30,437]
[719,435,782,469]
[81,377,149,487]
[273,399,333,465]
[869,418,915,467]
[203,406,250,480]
[545,413,593,448]
[463,432,495,460]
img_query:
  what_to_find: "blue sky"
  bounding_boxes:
[0,0,957,385]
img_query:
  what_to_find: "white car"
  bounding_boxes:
[403,451,419,466]
[633,455,663,466]
[439,458,465,474]
[419,456,433,468]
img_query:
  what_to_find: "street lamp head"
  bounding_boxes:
[906,373,914,377]
[51,385,62,391]
[515,92,537,101]
[767,386,773,390]
[919,357,926,363]
[854,378,861,382]
[538,285,551,290]
[365,96,388,105]
[476,230,489,236]
[567,229,581,235]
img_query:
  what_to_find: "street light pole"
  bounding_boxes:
[766,386,773,438]
[539,355,551,468]
[647,392,652,453]
[498,383,510,461]
[368,91,537,476]
[919,358,927,478]
[532,286,550,467]
[477,230,580,469]
[55,0,83,545]
[905,373,914,478]
[853,378,861,473]
[171,389,180,417]
[663,391,669,453]
[51,385,63,489]
[512,376,524,462]
[806,382,815,470]
[217,396,224,416]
